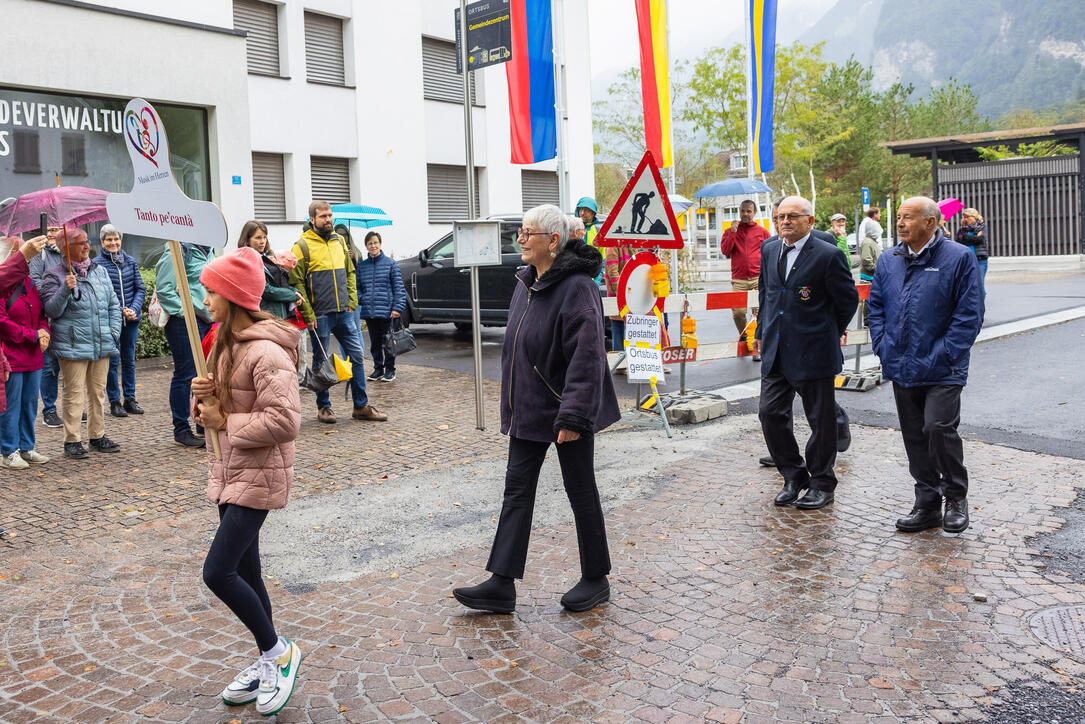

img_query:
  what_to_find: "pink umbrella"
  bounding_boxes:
[937,197,965,220]
[0,186,110,236]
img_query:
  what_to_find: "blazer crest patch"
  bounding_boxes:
[797,285,813,302]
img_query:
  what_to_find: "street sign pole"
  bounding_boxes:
[459,0,484,430]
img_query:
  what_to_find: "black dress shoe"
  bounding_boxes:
[560,576,610,612]
[63,442,89,459]
[895,505,943,532]
[89,436,121,453]
[174,430,206,448]
[109,401,128,418]
[759,455,776,467]
[774,481,804,506]
[123,399,144,415]
[453,574,515,614]
[837,425,851,453]
[752,354,761,362]
[943,498,969,533]
[793,489,834,510]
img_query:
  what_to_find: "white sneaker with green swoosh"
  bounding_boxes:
[256,638,301,716]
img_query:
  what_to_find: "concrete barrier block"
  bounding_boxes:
[660,391,729,425]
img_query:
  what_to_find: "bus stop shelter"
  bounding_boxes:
[881,124,1085,256]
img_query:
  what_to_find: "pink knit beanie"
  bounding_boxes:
[200,246,265,312]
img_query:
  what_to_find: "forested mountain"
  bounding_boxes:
[801,0,1085,118]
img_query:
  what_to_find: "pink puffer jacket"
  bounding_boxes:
[202,319,302,510]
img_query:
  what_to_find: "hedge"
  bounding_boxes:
[135,267,170,359]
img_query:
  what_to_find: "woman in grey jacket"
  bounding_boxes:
[38,226,122,459]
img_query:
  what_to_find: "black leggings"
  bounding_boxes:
[202,503,277,652]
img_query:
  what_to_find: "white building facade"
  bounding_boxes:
[0,0,595,262]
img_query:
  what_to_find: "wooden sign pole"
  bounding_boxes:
[167,240,221,460]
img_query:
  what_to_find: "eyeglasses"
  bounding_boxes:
[517,228,550,238]
[777,213,810,222]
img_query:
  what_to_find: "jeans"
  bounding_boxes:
[165,316,211,436]
[892,383,968,508]
[486,435,611,579]
[977,257,988,296]
[364,317,395,375]
[309,310,368,410]
[1,369,42,454]
[39,348,59,415]
[203,503,277,652]
[107,322,140,403]
[610,319,624,353]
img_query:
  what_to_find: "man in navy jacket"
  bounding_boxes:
[751,196,859,510]
[867,196,984,534]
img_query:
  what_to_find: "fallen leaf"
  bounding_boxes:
[389,572,399,579]
[84,665,97,672]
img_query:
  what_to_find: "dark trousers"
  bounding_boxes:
[309,310,367,410]
[364,317,395,375]
[107,322,140,403]
[203,503,277,652]
[892,383,968,508]
[164,316,211,435]
[40,348,59,415]
[759,371,839,491]
[486,435,611,580]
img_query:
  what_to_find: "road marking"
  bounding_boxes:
[712,305,1085,400]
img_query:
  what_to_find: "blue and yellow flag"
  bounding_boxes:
[748,0,777,174]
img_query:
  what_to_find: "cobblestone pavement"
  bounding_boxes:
[3,364,1085,722]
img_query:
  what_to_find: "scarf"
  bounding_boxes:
[71,259,92,276]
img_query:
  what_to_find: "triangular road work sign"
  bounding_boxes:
[595,151,684,249]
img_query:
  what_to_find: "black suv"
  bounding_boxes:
[398,214,526,328]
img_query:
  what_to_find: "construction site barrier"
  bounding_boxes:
[605,283,873,368]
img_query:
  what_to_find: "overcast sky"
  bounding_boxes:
[585,0,837,85]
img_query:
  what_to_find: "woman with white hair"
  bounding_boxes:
[93,224,146,417]
[453,204,621,614]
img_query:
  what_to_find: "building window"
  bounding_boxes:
[310,156,350,205]
[233,0,281,76]
[521,170,559,211]
[61,133,87,176]
[730,153,746,171]
[427,164,481,223]
[13,130,40,174]
[304,12,346,86]
[252,152,287,220]
[421,37,480,105]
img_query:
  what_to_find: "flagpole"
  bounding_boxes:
[744,0,755,183]
[665,0,679,294]
[551,0,569,212]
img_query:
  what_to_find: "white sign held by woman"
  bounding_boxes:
[105,98,227,248]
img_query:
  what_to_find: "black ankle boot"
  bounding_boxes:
[560,576,610,612]
[943,498,969,533]
[453,574,516,613]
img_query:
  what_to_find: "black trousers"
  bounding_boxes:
[892,383,968,508]
[203,503,277,652]
[486,435,611,580]
[759,371,839,491]
[364,316,395,375]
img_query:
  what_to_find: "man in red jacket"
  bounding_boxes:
[720,199,770,352]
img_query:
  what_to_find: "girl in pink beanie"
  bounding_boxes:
[191,246,305,716]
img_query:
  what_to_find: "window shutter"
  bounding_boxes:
[427,164,481,223]
[310,157,351,205]
[252,152,287,220]
[421,37,477,105]
[13,130,40,174]
[521,171,559,211]
[233,0,280,76]
[304,12,345,85]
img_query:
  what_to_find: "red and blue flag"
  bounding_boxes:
[505,0,556,164]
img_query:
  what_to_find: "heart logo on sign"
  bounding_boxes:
[125,106,161,168]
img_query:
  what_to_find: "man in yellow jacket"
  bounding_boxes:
[290,201,387,424]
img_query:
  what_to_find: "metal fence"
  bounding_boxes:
[940,155,1081,256]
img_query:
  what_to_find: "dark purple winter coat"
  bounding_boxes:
[500,239,620,443]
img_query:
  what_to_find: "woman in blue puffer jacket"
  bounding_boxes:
[92,224,146,418]
[355,231,406,382]
[38,225,122,460]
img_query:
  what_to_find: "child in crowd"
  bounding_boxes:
[190,246,304,716]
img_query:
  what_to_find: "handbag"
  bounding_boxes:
[382,317,417,358]
[148,290,169,328]
[302,334,341,393]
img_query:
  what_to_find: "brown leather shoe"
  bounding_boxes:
[352,404,388,421]
[318,407,337,424]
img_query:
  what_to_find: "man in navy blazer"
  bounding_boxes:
[751,196,859,509]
